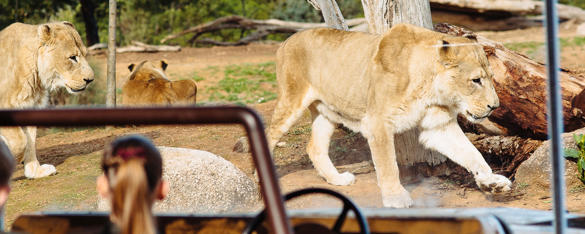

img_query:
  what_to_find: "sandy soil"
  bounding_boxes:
[5,24,585,228]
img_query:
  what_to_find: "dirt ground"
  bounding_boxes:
[6,23,585,228]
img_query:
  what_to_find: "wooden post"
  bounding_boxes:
[106,0,117,107]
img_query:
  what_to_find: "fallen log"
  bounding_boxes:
[466,133,542,178]
[430,0,585,22]
[435,23,585,139]
[89,41,181,54]
[160,15,366,44]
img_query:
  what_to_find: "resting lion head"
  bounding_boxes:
[37,22,94,93]
[433,36,499,123]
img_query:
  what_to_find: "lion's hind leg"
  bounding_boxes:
[307,114,355,186]
[267,87,315,151]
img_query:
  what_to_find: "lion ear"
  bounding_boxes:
[463,33,477,41]
[160,60,168,71]
[38,24,51,42]
[438,40,457,67]
[63,21,75,29]
[128,64,136,72]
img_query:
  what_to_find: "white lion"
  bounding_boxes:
[0,22,94,178]
[267,24,511,208]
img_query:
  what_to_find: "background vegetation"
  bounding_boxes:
[0,0,365,47]
[2,0,585,47]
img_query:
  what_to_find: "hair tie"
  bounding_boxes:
[115,147,146,160]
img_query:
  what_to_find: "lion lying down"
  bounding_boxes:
[121,60,197,106]
[268,24,511,208]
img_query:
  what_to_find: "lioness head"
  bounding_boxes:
[37,22,94,93]
[127,60,169,81]
[434,37,499,123]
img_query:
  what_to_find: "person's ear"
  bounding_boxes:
[96,174,110,198]
[156,180,168,200]
[0,186,10,207]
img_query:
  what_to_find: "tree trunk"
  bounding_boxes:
[306,0,348,30]
[106,0,117,107]
[361,0,433,34]
[360,0,445,167]
[80,0,100,46]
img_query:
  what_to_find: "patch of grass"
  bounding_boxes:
[516,182,529,190]
[204,66,220,76]
[207,62,277,104]
[570,184,585,193]
[37,126,105,137]
[504,41,542,56]
[191,72,206,82]
[6,151,102,228]
[290,125,311,135]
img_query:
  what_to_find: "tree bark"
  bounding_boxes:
[106,0,117,108]
[430,0,585,23]
[79,0,100,46]
[361,0,433,34]
[307,0,348,30]
[359,0,445,167]
[466,134,542,178]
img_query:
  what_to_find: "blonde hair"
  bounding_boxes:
[102,135,162,234]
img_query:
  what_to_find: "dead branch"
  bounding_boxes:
[161,15,366,44]
[89,41,181,54]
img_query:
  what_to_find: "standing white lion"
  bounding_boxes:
[0,22,94,178]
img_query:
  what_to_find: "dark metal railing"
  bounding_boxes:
[0,106,293,234]
[544,0,567,233]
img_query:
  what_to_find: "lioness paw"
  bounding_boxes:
[326,172,355,186]
[475,173,511,193]
[25,163,56,179]
[382,189,413,208]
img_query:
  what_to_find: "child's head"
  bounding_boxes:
[97,135,166,234]
[0,139,15,207]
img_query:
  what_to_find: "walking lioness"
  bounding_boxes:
[267,24,511,208]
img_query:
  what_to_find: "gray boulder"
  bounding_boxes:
[515,128,585,192]
[99,146,260,213]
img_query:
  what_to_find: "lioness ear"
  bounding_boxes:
[463,33,477,41]
[160,60,168,71]
[63,21,75,29]
[38,24,51,42]
[438,40,456,67]
[128,64,136,72]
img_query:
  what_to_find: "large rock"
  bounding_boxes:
[99,146,260,213]
[515,128,585,192]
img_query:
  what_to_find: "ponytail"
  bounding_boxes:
[109,159,156,234]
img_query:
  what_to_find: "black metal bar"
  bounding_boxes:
[543,0,567,233]
[0,106,293,234]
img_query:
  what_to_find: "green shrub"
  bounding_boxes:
[564,134,585,185]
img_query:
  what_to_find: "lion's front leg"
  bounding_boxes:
[364,121,413,208]
[22,126,56,179]
[419,119,511,193]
